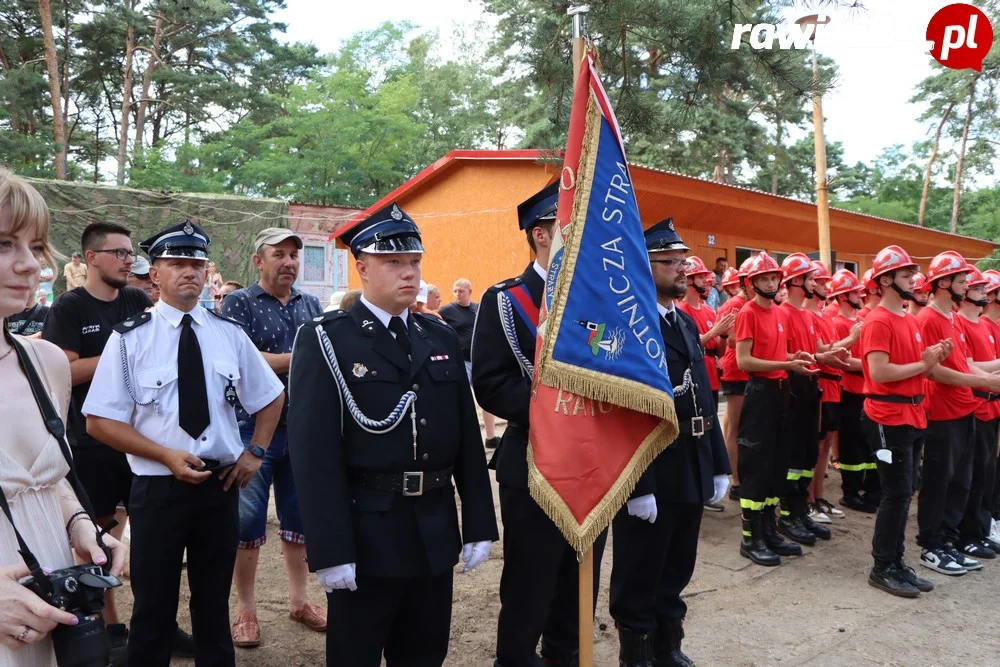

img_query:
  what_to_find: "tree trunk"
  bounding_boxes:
[38,0,66,179]
[134,11,164,151]
[951,76,978,234]
[116,0,137,185]
[918,101,954,226]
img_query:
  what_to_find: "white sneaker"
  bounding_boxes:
[816,498,845,518]
[919,548,967,576]
[808,504,831,524]
[990,519,1000,544]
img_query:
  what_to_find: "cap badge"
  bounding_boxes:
[183,220,195,235]
[352,363,368,378]
[667,220,675,231]
[390,205,403,221]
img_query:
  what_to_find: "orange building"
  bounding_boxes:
[333,150,996,299]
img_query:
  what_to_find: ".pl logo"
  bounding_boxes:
[927,3,994,71]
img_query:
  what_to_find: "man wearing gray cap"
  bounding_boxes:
[128,255,160,304]
[220,227,327,648]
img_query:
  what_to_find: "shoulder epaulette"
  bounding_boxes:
[206,309,246,328]
[412,311,451,329]
[308,309,349,326]
[114,310,153,334]
[486,276,523,294]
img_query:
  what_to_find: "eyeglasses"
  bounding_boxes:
[91,249,137,262]
[649,259,692,270]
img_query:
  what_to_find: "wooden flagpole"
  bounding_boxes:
[567,6,592,666]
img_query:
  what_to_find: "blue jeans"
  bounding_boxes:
[237,426,305,548]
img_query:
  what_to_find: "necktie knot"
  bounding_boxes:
[182,313,194,327]
[388,316,411,355]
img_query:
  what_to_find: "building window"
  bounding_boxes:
[303,244,326,283]
[735,246,764,266]
[836,260,858,275]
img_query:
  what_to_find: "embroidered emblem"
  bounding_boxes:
[313,315,324,322]
[352,363,368,378]
[183,220,195,235]
[390,204,403,221]
[430,355,450,361]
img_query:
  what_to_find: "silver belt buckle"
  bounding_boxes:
[691,416,705,437]
[402,471,424,496]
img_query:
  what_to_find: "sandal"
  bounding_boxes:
[289,601,327,632]
[231,613,260,648]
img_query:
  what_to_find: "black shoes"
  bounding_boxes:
[740,512,781,566]
[654,619,695,667]
[761,510,802,557]
[778,515,817,545]
[840,493,877,514]
[800,512,832,540]
[958,539,997,560]
[868,564,920,598]
[895,560,934,592]
[173,626,196,658]
[485,436,501,450]
[617,626,655,667]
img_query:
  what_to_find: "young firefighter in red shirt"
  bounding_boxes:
[806,261,854,523]
[915,251,1000,576]
[981,269,1000,548]
[860,245,948,597]
[950,266,1000,560]
[718,261,752,500]
[678,256,736,410]
[858,269,880,321]
[775,254,849,546]
[734,252,816,566]
[907,272,930,317]
[827,270,879,514]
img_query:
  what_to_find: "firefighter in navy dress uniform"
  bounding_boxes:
[608,218,731,667]
[286,202,498,667]
[472,182,607,667]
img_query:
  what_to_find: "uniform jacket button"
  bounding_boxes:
[421,453,429,461]
[419,418,427,426]
[372,370,378,376]
[156,381,162,386]
[412,383,419,391]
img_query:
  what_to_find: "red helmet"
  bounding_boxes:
[871,245,918,283]
[862,269,876,294]
[912,271,930,294]
[685,256,712,277]
[828,269,863,298]
[810,260,832,282]
[781,253,815,284]
[745,252,781,279]
[738,257,754,279]
[926,251,967,283]
[965,265,988,288]
[983,269,1000,294]
[720,266,741,287]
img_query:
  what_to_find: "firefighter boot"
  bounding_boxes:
[653,618,695,667]
[761,506,803,557]
[778,500,817,545]
[740,510,780,566]
[617,626,655,667]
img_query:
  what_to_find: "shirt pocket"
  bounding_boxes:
[213,361,241,395]
[426,363,461,382]
[136,364,178,404]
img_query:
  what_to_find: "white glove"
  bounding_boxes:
[316,563,357,592]
[461,541,492,573]
[626,494,657,523]
[710,475,730,505]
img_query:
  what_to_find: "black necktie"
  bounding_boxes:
[388,316,411,356]
[666,310,678,328]
[178,314,210,439]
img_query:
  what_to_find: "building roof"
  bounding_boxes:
[332,149,997,260]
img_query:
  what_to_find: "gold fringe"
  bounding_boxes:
[540,359,676,420]
[527,411,679,552]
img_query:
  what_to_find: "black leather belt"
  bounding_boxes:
[973,390,1000,401]
[678,415,714,436]
[846,370,863,377]
[349,467,453,496]
[867,394,925,406]
[704,349,719,358]
[818,372,841,382]
[750,376,788,390]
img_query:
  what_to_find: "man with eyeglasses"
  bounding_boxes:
[44,222,194,662]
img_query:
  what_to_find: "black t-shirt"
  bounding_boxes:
[42,286,152,448]
[5,304,49,336]
[439,301,478,361]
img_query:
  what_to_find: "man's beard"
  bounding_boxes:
[659,278,686,300]
[100,272,127,290]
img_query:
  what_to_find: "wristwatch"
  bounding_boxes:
[244,444,266,459]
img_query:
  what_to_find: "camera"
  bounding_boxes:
[20,563,122,667]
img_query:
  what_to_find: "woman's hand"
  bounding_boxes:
[71,520,126,577]
[0,564,79,649]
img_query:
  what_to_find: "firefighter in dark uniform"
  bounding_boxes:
[286,202,499,667]
[472,182,607,667]
[608,218,730,667]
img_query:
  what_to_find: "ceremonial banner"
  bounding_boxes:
[528,53,679,552]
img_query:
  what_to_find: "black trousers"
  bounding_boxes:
[128,474,239,667]
[993,453,1000,521]
[958,418,998,543]
[326,571,453,667]
[609,502,703,632]
[496,486,607,667]
[737,377,790,508]
[839,391,869,496]
[917,415,975,550]
[862,417,922,567]
[781,377,819,510]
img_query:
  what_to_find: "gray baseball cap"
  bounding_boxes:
[130,256,151,276]
[254,227,303,254]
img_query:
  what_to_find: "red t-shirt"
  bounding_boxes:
[735,299,788,380]
[678,300,720,391]
[718,295,748,382]
[780,302,819,362]
[857,305,874,321]
[812,310,841,403]
[958,314,1000,421]
[823,301,839,319]
[917,306,979,422]
[862,306,928,429]
[833,313,865,395]
[982,316,1000,357]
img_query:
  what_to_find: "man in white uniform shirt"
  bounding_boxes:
[83,220,285,667]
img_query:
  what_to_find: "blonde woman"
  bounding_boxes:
[0,169,125,666]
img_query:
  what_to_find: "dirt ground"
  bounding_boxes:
[120,407,1000,666]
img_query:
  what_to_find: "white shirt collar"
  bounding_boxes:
[360,294,409,330]
[156,299,206,328]
[533,260,546,281]
[657,302,676,319]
